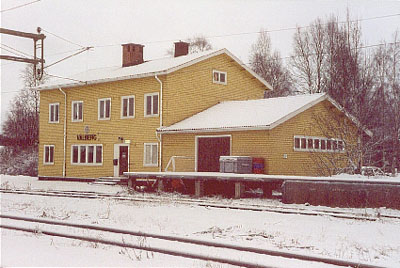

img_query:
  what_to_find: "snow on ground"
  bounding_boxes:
[1,175,400,267]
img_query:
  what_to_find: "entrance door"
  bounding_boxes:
[119,146,129,176]
[197,136,230,172]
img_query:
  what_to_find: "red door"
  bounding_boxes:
[119,146,129,176]
[197,137,230,172]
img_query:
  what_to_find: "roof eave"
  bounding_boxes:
[157,125,272,134]
[37,70,170,91]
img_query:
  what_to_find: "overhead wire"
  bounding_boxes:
[1,44,32,57]
[2,40,398,96]
[40,28,85,48]
[90,13,400,48]
[2,12,399,94]
[0,0,41,13]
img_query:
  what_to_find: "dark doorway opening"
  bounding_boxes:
[119,145,129,176]
[197,136,230,172]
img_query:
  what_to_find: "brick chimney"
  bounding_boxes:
[174,41,189,57]
[122,43,144,67]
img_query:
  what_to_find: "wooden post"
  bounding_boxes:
[262,183,273,198]
[195,180,204,197]
[157,179,164,192]
[234,182,244,199]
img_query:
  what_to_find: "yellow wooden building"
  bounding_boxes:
[158,93,372,176]
[38,42,272,178]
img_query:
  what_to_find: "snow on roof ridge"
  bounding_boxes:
[218,92,326,105]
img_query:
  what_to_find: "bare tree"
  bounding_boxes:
[249,29,293,97]
[308,108,374,176]
[166,35,213,56]
[370,31,400,173]
[2,65,47,149]
[187,35,212,53]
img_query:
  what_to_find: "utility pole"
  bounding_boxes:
[0,27,45,81]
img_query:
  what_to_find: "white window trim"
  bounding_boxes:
[121,95,135,119]
[144,93,159,118]
[71,144,103,166]
[293,135,345,153]
[71,101,83,122]
[48,103,59,123]
[98,98,112,120]
[213,70,227,85]
[43,145,55,165]
[143,142,158,167]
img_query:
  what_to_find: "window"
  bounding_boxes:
[71,145,102,165]
[49,103,59,123]
[144,93,159,117]
[307,138,314,149]
[98,98,111,120]
[314,139,320,150]
[301,138,307,149]
[72,101,83,122]
[143,143,158,166]
[44,145,54,164]
[121,96,135,118]
[294,137,300,149]
[321,139,326,150]
[213,70,227,85]
[294,136,344,153]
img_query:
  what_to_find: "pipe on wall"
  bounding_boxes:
[155,75,163,172]
[58,87,67,177]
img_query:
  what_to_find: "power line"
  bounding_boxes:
[91,13,400,48]
[1,43,32,57]
[41,28,85,48]
[44,47,92,69]
[0,0,41,13]
[2,40,397,95]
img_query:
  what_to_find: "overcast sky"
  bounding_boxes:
[1,0,400,130]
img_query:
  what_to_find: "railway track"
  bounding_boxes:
[0,214,383,268]
[1,188,399,222]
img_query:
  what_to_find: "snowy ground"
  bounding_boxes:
[1,175,400,267]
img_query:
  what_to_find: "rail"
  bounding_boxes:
[0,214,384,268]
[1,188,399,221]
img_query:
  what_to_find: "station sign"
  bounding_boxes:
[77,134,97,141]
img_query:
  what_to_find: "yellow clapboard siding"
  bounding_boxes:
[161,100,358,176]
[39,53,267,178]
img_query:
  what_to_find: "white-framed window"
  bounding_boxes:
[49,103,59,123]
[71,144,103,165]
[294,135,345,153]
[98,98,111,120]
[213,70,227,85]
[72,101,83,122]
[121,95,135,119]
[44,145,55,165]
[143,143,158,167]
[144,93,159,117]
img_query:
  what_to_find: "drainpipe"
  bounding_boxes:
[155,75,163,172]
[58,87,67,177]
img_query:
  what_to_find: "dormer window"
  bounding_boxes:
[213,70,227,85]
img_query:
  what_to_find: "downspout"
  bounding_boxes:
[155,75,163,172]
[58,87,67,177]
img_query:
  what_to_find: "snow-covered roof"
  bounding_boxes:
[38,48,272,91]
[158,93,372,137]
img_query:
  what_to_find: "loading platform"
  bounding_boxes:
[124,171,400,200]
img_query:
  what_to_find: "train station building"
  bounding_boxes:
[37,42,368,179]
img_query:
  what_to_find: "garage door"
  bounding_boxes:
[197,136,230,172]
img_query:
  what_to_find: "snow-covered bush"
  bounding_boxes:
[0,146,38,176]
